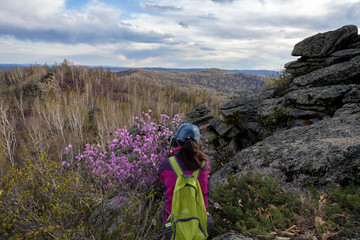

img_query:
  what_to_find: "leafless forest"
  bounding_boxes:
[0,61,228,176]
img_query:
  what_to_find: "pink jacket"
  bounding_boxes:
[157,147,211,225]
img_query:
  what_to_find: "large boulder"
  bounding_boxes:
[284,85,352,112]
[291,56,360,88]
[285,48,360,77]
[284,57,326,77]
[291,25,358,57]
[218,90,278,139]
[183,103,213,126]
[209,118,239,139]
[219,90,276,118]
[210,103,360,191]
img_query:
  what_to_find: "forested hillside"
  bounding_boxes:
[0,61,228,175]
[116,68,266,96]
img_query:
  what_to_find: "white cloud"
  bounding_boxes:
[0,0,359,69]
[0,0,65,16]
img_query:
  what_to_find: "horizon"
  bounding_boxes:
[0,0,359,70]
[0,62,278,75]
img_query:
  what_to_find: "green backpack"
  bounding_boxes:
[166,156,208,240]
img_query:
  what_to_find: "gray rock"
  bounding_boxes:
[210,118,234,137]
[284,48,360,77]
[210,103,360,191]
[348,35,360,48]
[326,48,360,64]
[284,57,326,77]
[256,97,284,118]
[211,232,257,240]
[291,56,360,88]
[286,107,322,119]
[333,102,360,119]
[285,49,360,78]
[284,85,352,111]
[343,86,360,103]
[209,118,241,142]
[220,90,276,118]
[90,195,139,237]
[219,90,287,142]
[291,25,358,57]
[226,127,241,139]
[184,103,214,126]
[242,121,263,136]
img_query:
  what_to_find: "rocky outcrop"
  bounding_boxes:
[23,72,58,100]
[183,103,214,126]
[204,25,360,192]
[285,25,360,77]
[210,103,360,190]
[291,25,358,58]
[290,56,360,88]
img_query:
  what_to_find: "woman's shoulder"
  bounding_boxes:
[160,157,171,167]
[158,157,172,176]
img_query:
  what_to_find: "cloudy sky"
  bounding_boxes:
[0,0,359,70]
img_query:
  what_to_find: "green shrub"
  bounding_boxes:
[260,106,290,137]
[209,172,300,238]
[209,173,360,239]
[264,70,293,97]
[328,185,360,218]
[0,156,104,239]
[0,155,165,240]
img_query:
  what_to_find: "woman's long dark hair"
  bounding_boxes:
[178,137,208,169]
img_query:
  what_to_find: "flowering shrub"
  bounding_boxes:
[75,110,182,192]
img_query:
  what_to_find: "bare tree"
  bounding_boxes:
[16,92,26,124]
[34,99,53,135]
[0,101,17,166]
[65,93,86,142]
[46,101,66,144]
[27,116,50,157]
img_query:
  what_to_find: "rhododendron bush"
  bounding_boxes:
[74,110,182,192]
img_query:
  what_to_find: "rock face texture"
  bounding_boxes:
[211,103,360,190]
[285,25,360,77]
[291,25,358,58]
[184,25,360,192]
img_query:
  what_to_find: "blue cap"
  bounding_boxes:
[175,123,200,143]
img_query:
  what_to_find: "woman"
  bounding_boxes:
[158,123,213,238]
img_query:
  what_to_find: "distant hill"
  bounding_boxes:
[110,66,277,76]
[0,64,268,96]
[115,68,267,96]
[0,64,33,70]
[0,64,276,76]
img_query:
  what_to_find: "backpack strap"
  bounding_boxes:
[169,156,183,178]
[169,156,204,179]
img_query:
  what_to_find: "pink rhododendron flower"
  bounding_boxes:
[75,110,183,192]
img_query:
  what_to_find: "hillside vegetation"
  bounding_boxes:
[116,68,266,96]
[0,61,234,174]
